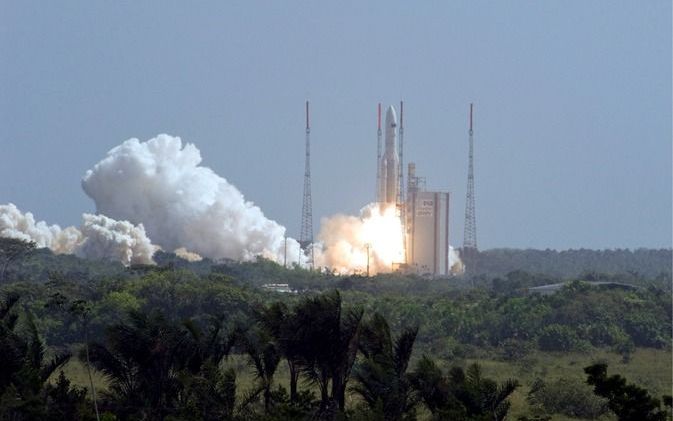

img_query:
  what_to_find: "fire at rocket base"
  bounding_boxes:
[378,105,399,204]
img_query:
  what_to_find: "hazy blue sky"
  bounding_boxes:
[1,1,671,249]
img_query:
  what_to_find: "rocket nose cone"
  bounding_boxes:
[385,105,397,127]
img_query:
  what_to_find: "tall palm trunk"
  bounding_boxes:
[83,321,100,421]
[263,384,271,413]
[331,375,347,411]
[288,360,299,403]
[84,342,100,421]
[318,367,330,408]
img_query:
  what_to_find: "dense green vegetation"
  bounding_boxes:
[0,239,671,420]
[467,248,671,279]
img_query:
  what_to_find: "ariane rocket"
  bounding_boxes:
[378,105,399,204]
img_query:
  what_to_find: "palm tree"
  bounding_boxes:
[178,360,237,421]
[408,356,456,417]
[410,357,519,421]
[0,293,71,420]
[233,324,280,414]
[293,290,363,412]
[177,316,237,420]
[293,293,334,407]
[351,312,418,420]
[85,309,231,420]
[462,363,519,421]
[258,301,303,403]
[330,302,363,412]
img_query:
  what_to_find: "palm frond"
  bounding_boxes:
[394,326,418,376]
[466,363,483,388]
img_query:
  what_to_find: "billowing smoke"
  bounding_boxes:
[0,203,80,254]
[2,133,461,274]
[316,203,464,275]
[81,134,303,265]
[76,213,157,265]
[0,203,157,266]
[315,203,405,275]
[174,247,203,262]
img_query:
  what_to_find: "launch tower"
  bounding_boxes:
[376,103,382,199]
[462,103,477,272]
[300,100,314,269]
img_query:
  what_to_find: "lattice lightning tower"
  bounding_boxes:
[300,100,314,269]
[463,103,478,252]
[398,101,405,205]
[376,103,382,200]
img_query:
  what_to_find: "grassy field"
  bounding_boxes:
[57,347,671,420]
[458,348,672,420]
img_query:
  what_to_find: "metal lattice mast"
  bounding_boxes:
[463,103,477,252]
[300,100,314,269]
[398,100,407,265]
[376,103,382,201]
[398,101,405,205]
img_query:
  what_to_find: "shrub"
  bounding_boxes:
[585,322,630,347]
[527,377,608,419]
[537,324,589,352]
[623,313,668,348]
[499,338,533,361]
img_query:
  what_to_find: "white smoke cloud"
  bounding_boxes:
[81,134,304,265]
[0,203,82,253]
[76,213,158,266]
[174,247,203,262]
[3,133,460,275]
[0,203,157,266]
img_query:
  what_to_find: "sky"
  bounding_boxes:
[1,1,671,250]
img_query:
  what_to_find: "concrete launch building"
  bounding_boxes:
[376,103,453,276]
[406,163,451,276]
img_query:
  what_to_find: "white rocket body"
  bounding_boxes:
[378,105,399,204]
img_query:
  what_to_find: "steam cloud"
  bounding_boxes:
[81,134,303,265]
[0,203,157,266]
[76,213,158,265]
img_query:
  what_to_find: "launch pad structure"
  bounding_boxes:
[405,164,451,276]
[297,100,464,276]
[375,102,453,277]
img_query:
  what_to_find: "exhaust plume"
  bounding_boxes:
[316,203,464,275]
[315,203,405,274]
[448,246,463,274]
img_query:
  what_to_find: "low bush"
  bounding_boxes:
[527,377,608,419]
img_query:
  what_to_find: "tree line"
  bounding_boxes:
[466,248,671,279]
[0,238,671,420]
[3,289,671,421]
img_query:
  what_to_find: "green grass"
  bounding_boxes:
[59,347,671,420]
[53,359,109,398]
[458,348,672,420]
